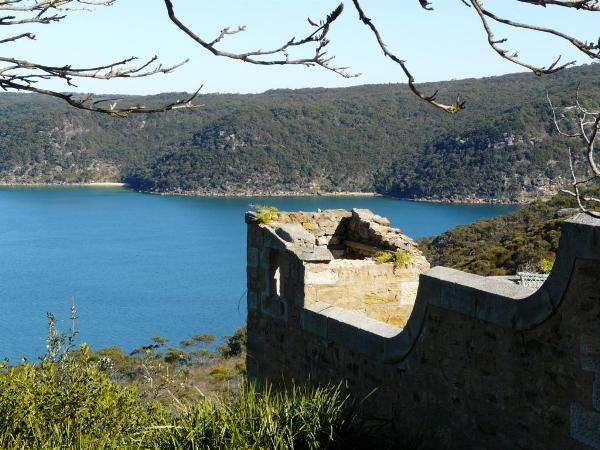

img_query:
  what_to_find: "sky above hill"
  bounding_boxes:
[6,0,599,95]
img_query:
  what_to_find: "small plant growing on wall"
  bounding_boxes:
[250,204,279,224]
[374,250,412,268]
[539,257,554,274]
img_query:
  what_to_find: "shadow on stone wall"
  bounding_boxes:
[247,210,600,449]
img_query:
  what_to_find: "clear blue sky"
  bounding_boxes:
[7,0,599,95]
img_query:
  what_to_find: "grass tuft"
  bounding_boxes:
[374,250,412,267]
[250,204,279,224]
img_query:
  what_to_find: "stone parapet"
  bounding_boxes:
[247,211,600,449]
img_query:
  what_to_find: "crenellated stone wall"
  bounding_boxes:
[246,210,600,449]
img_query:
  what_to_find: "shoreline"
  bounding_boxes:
[148,190,382,198]
[141,190,527,204]
[402,196,526,206]
[0,182,126,187]
[0,182,532,204]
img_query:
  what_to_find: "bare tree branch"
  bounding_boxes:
[163,0,598,114]
[164,0,358,79]
[1,79,201,116]
[549,91,600,217]
[517,0,599,10]
[0,31,33,44]
[351,0,465,114]
[470,0,598,76]
[1,0,598,116]
[0,0,196,116]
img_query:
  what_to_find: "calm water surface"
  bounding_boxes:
[0,187,518,361]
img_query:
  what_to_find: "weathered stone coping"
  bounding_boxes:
[299,214,600,364]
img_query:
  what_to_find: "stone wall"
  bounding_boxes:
[304,259,417,327]
[250,208,429,326]
[246,210,600,449]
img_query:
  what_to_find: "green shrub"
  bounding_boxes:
[374,251,394,264]
[209,367,232,381]
[250,204,279,224]
[0,345,164,449]
[0,355,354,449]
[218,325,247,358]
[539,257,554,274]
[0,316,370,449]
[164,347,190,364]
[374,250,412,268]
[419,187,600,276]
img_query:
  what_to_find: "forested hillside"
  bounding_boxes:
[0,64,598,201]
[418,186,600,275]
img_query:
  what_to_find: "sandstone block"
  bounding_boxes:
[581,335,600,373]
[398,281,420,305]
[317,236,331,246]
[571,402,600,449]
[329,235,342,245]
[247,291,258,310]
[363,291,399,304]
[594,375,600,412]
[302,222,319,231]
[351,208,375,222]
[275,223,315,245]
[373,214,391,226]
[304,268,339,285]
[296,245,334,262]
[331,249,345,258]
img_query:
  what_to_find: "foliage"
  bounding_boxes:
[0,350,362,450]
[44,301,78,364]
[0,345,164,449]
[251,204,279,224]
[539,257,554,274]
[218,325,247,358]
[1,65,600,201]
[209,367,232,381]
[0,312,366,449]
[374,250,412,267]
[151,381,353,450]
[418,185,600,275]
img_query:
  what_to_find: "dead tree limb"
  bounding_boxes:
[548,90,600,217]
[165,0,599,114]
[0,0,197,116]
[164,0,357,79]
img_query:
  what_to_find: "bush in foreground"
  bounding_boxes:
[0,347,161,449]
[0,348,355,449]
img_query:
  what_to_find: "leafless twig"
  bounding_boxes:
[164,0,357,79]
[352,0,465,114]
[517,0,599,10]
[548,89,600,217]
[164,0,599,114]
[0,0,197,116]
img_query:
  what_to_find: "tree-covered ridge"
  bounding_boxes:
[0,64,599,201]
[417,185,600,276]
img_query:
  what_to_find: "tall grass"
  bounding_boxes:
[152,382,349,450]
[0,352,354,449]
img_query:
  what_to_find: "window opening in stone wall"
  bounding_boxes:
[269,250,282,298]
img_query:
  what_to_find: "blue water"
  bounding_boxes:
[0,187,518,361]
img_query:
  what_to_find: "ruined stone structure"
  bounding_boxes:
[246,208,429,328]
[246,209,600,449]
